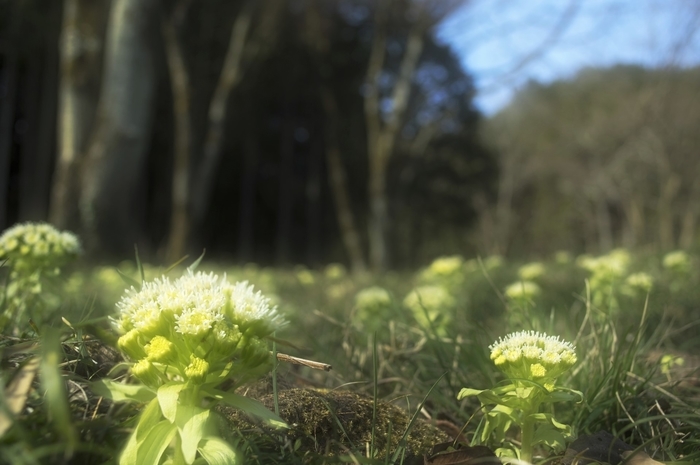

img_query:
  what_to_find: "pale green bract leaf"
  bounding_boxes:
[92,378,155,403]
[175,405,211,464]
[120,399,163,464]
[158,382,186,423]
[457,387,482,400]
[205,388,288,428]
[133,420,177,465]
[532,424,567,450]
[198,437,239,465]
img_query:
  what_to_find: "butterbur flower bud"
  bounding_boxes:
[132,359,162,387]
[241,337,271,368]
[145,335,175,363]
[185,355,209,383]
[118,329,147,360]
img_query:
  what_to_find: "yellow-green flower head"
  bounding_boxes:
[483,255,504,270]
[428,255,464,277]
[324,263,347,280]
[663,250,690,273]
[403,285,455,328]
[115,270,285,387]
[517,262,545,281]
[295,267,315,286]
[0,222,81,272]
[145,335,176,363]
[580,249,630,279]
[625,273,653,292]
[185,355,210,382]
[354,286,393,331]
[554,251,571,264]
[355,286,392,312]
[504,281,541,301]
[489,331,577,383]
[132,359,162,387]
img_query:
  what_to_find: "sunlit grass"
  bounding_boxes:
[1,248,699,463]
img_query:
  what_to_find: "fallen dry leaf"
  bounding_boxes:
[0,356,40,437]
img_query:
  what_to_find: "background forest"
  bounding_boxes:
[1,0,699,271]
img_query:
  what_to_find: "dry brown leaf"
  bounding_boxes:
[0,356,40,437]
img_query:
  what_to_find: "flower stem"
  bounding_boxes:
[520,411,535,464]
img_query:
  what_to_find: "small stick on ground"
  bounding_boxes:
[276,352,332,371]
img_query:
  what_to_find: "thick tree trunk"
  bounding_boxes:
[80,0,157,254]
[19,1,61,222]
[50,0,107,231]
[0,4,19,231]
[162,0,193,263]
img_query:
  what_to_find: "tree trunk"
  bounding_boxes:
[320,87,367,273]
[50,0,107,231]
[237,131,259,262]
[364,5,426,270]
[19,1,61,222]
[679,179,700,249]
[304,0,367,272]
[275,109,295,265]
[658,173,681,250]
[190,0,254,227]
[162,0,193,263]
[0,2,19,231]
[305,122,322,266]
[80,0,157,254]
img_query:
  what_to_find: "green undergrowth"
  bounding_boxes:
[1,247,699,464]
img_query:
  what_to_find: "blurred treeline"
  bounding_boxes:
[1,0,699,271]
[483,65,700,257]
[0,0,495,271]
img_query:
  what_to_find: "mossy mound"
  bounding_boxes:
[217,387,451,459]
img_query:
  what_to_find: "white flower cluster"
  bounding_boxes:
[354,286,393,331]
[517,262,546,280]
[403,285,455,330]
[117,271,284,336]
[504,281,541,301]
[489,330,577,387]
[0,222,80,272]
[663,250,690,273]
[115,271,285,388]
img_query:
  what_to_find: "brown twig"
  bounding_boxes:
[276,352,332,372]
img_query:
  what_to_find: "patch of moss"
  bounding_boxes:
[217,387,450,459]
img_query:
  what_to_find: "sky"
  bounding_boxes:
[438,0,700,115]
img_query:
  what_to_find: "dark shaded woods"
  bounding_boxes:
[0,0,496,271]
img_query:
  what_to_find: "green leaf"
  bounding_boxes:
[158,383,186,423]
[205,388,288,428]
[117,268,141,289]
[40,329,77,454]
[457,387,483,400]
[532,424,567,450]
[198,437,239,465]
[92,379,155,403]
[120,399,163,464]
[133,420,177,465]
[175,405,211,464]
[134,244,146,284]
[187,250,207,273]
